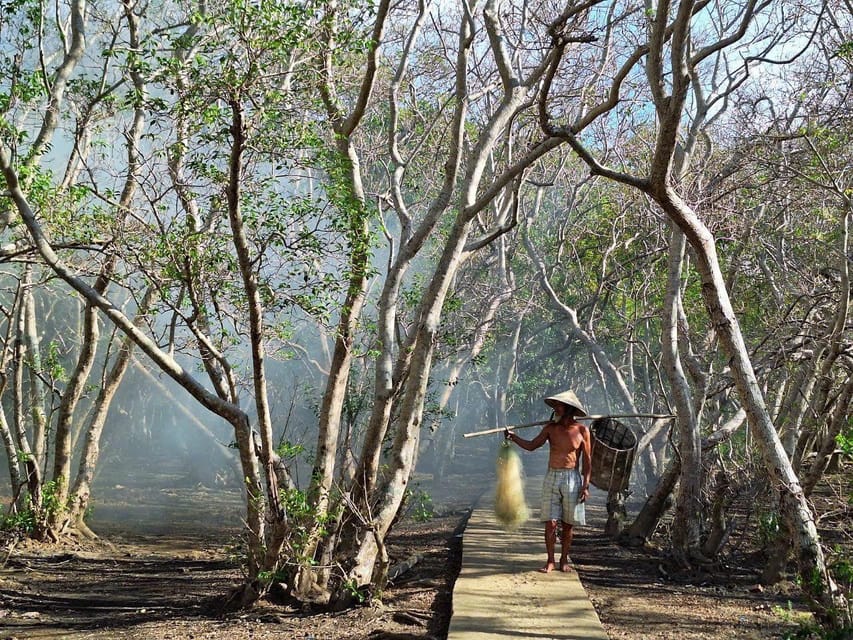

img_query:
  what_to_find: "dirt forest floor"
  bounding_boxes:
[1,466,848,640]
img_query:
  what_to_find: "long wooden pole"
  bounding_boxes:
[461,414,675,438]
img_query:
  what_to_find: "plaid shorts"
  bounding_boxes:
[540,468,586,525]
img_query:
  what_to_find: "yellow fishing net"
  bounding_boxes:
[494,441,529,529]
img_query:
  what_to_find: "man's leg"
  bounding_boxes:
[559,522,574,572]
[540,471,559,573]
[541,519,558,573]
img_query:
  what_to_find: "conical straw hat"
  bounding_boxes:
[544,390,587,416]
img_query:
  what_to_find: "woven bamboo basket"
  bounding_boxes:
[590,417,637,491]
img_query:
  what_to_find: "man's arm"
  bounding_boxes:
[507,425,550,451]
[580,424,592,501]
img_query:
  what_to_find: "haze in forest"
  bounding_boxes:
[0,0,849,629]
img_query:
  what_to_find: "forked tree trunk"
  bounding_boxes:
[331,215,477,607]
[1,149,268,597]
[305,4,392,589]
[323,0,571,606]
[779,360,821,462]
[67,289,154,532]
[654,186,846,623]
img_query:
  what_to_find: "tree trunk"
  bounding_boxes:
[22,277,48,473]
[0,409,23,503]
[802,374,853,496]
[626,408,746,548]
[1,147,268,591]
[51,297,99,519]
[1,278,28,504]
[661,223,702,562]
[331,207,477,607]
[11,283,43,521]
[654,186,846,623]
[68,289,153,528]
[701,465,733,559]
[311,140,371,515]
[310,0,391,529]
[625,458,679,547]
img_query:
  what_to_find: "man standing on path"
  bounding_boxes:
[505,390,592,573]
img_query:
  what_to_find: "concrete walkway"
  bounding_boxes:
[448,478,609,640]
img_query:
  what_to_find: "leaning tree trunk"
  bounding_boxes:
[802,374,853,496]
[655,186,847,624]
[331,212,477,608]
[627,408,747,547]
[1,147,268,598]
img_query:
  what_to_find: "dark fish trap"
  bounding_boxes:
[590,417,637,491]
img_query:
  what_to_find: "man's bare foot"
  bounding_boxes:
[560,560,573,573]
[539,561,555,573]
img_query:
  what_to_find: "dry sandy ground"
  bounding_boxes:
[1,468,845,639]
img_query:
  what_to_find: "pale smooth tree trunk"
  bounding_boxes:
[0,146,267,591]
[0,281,26,505]
[795,204,851,470]
[661,222,703,562]
[51,0,147,529]
[350,0,465,506]
[67,289,154,533]
[328,0,574,604]
[653,186,846,621]
[12,279,43,514]
[50,293,100,521]
[0,408,23,502]
[310,0,391,523]
[337,212,478,601]
[224,101,304,602]
[22,277,48,473]
[313,140,373,508]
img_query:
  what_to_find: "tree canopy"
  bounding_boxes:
[1,0,850,630]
